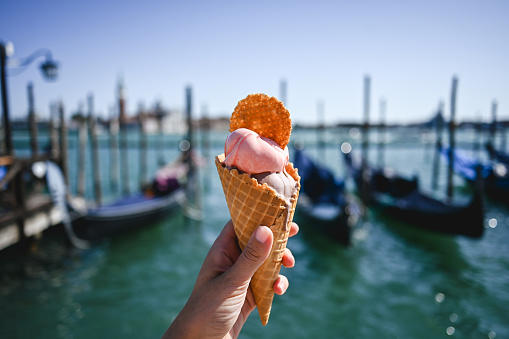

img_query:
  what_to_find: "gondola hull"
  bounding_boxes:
[373,191,484,238]
[296,198,353,245]
[72,188,186,240]
[343,152,484,238]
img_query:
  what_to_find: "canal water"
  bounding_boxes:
[0,127,508,338]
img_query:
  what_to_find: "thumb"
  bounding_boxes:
[229,226,273,284]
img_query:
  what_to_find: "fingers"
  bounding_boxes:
[281,222,298,268]
[281,248,295,268]
[216,219,237,244]
[275,223,298,295]
[289,222,299,238]
[223,222,297,293]
[228,226,273,284]
[273,275,289,295]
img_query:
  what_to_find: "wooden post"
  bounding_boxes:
[361,75,370,202]
[27,82,38,158]
[58,101,69,186]
[13,168,27,243]
[474,112,482,153]
[201,104,210,162]
[362,76,370,159]
[49,103,60,160]
[501,122,507,152]
[89,94,102,205]
[77,105,87,198]
[109,107,119,191]
[377,98,386,169]
[185,86,194,178]
[139,111,148,187]
[431,102,444,190]
[0,43,13,156]
[447,76,458,200]
[158,126,165,167]
[119,81,130,196]
[120,114,130,196]
[153,102,165,166]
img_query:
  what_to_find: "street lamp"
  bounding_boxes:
[1,41,60,155]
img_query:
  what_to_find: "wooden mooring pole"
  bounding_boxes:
[0,43,13,156]
[361,75,370,202]
[27,82,38,158]
[77,103,87,198]
[474,112,482,153]
[119,81,130,196]
[49,103,60,160]
[156,108,165,166]
[58,101,69,187]
[109,107,119,191]
[184,85,201,215]
[88,94,102,205]
[139,110,148,187]
[501,120,507,153]
[186,86,194,178]
[431,102,444,190]
[201,104,210,162]
[447,76,458,201]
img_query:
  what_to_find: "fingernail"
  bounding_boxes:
[279,279,287,292]
[255,226,270,244]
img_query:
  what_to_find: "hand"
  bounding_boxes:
[163,219,299,339]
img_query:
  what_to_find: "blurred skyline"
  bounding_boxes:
[1,0,508,125]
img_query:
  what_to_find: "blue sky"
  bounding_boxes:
[1,0,508,125]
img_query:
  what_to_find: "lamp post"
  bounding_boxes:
[0,41,59,156]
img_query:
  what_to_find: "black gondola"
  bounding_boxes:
[72,156,191,241]
[46,153,192,245]
[293,149,361,245]
[70,188,186,241]
[343,151,484,238]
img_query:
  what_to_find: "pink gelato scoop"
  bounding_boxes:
[224,128,289,174]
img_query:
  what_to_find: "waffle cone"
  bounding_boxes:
[215,153,300,325]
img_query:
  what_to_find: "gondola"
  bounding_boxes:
[70,187,187,241]
[440,146,509,202]
[293,148,361,245]
[343,151,484,238]
[46,153,192,245]
[72,157,191,241]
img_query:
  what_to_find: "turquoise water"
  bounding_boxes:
[1,127,508,338]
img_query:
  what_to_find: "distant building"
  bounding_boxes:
[135,101,185,135]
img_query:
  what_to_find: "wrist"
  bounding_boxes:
[163,298,205,339]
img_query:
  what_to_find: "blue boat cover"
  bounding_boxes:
[440,147,492,181]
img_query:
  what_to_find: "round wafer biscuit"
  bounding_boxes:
[230,94,291,149]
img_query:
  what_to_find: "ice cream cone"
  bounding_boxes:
[215,153,300,326]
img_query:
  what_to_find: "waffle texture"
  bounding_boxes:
[229,94,292,149]
[215,153,300,325]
